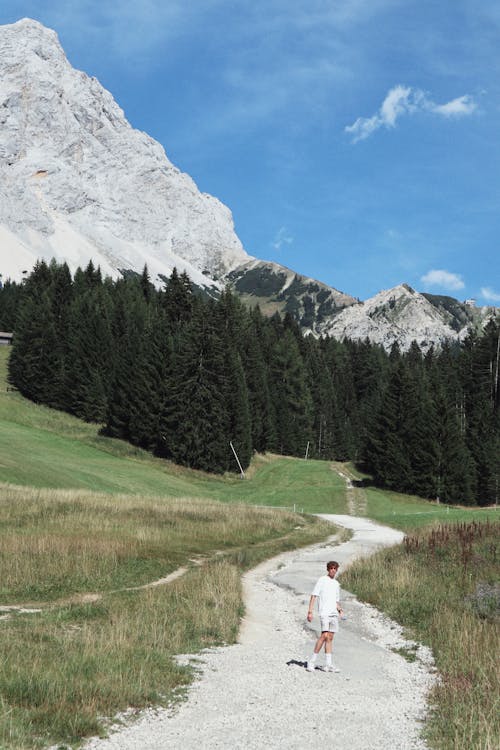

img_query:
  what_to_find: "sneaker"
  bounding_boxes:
[325,664,340,673]
[306,662,315,672]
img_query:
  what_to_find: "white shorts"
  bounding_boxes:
[320,614,339,633]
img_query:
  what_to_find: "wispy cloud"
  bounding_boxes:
[272,226,294,251]
[432,95,477,117]
[421,269,465,291]
[480,287,500,303]
[345,86,477,143]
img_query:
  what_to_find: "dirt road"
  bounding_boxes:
[83,514,434,750]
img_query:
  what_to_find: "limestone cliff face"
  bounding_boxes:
[0,18,250,288]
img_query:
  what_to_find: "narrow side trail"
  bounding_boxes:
[84,516,435,750]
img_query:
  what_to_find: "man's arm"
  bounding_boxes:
[307,594,317,622]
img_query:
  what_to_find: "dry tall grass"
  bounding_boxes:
[0,483,325,603]
[343,521,500,750]
[0,483,333,748]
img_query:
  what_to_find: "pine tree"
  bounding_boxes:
[225,348,252,470]
[65,285,114,422]
[162,268,194,329]
[160,303,230,472]
[8,289,59,404]
[373,360,414,490]
[128,308,171,451]
[0,279,23,331]
[104,282,148,440]
[269,329,314,456]
[433,385,476,504]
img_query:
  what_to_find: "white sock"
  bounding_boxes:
[309,653,318,664]
[326,654,332,666]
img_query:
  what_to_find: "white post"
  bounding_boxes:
[305,441,310,460]
[229,441,245,479]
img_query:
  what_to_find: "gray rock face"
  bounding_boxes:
[322,283,496,352]
[0,18,250,287]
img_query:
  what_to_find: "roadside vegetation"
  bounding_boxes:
[0,484,334,749]
[0,348,498,748]
[343,521,500,750]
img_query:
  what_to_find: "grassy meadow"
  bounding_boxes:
[0,484,334,749]
[0,347,498,749]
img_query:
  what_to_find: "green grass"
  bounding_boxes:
[0,484,334,749]
[340,462,498,532]
[0,349,347,511]
[0,485,335,604]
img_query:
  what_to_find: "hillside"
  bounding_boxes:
[0,348,346,511]
[2,345,497,525]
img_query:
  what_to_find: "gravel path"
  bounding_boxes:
[83,515,435,750]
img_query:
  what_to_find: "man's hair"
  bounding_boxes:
[326,560,339,570]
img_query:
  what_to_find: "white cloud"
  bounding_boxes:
[345,86,477,142]
[380,85,414,126]
[480,287,500,303]
[272,226,294,251]
[421,269,465,291]
[431,95,477,117]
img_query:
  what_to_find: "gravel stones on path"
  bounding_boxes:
[83,516,435,750]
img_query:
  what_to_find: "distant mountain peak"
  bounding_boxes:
[322,283,496,351]
[226,259,357,332]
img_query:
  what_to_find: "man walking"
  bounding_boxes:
[306,560,343,672]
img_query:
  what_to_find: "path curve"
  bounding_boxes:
[83,516,435,750]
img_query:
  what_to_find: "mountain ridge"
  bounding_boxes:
[0,18,497,351]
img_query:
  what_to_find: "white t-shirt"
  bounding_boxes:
[312,575,340,616]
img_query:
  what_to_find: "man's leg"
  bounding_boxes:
[306,632,327,671]
[324,632,340,672]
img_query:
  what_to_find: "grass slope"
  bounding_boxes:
[1,347,497,525]
[0,349,347,510]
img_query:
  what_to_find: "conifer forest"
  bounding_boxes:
[2,260,499,506]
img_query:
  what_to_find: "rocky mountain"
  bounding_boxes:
[226,259,357,333]
[0,18,249,292]
[0,18,497,352]
[226,265,496,351]
[321,283,496,352]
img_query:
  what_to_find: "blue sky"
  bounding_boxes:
[2,1,499,302]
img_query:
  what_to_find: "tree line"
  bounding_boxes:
[2,259,499,505]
